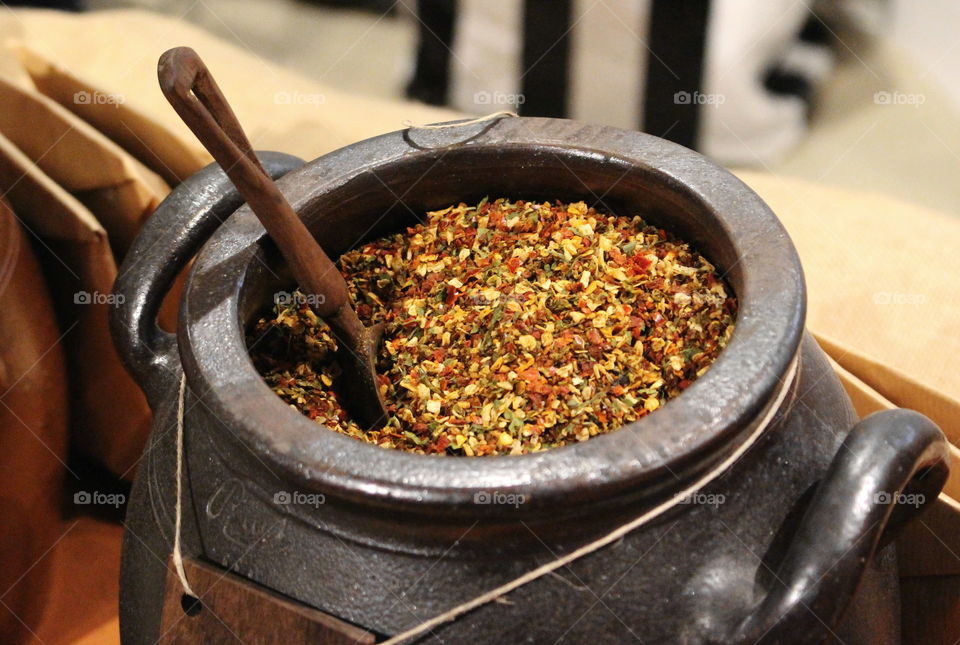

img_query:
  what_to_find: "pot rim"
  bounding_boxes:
[179,117,806,514]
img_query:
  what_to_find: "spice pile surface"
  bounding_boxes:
[248,198,736,455]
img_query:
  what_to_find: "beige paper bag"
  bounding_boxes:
[0,196,68,645]
[1,8,461,163]
[737,171,960,587]
[0,75,168,257]
[0,131,150,476]
[736,171,960,411]
[14,44,208,185]
[0,37,33,90]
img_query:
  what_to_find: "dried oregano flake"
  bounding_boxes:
[248,198,736,456]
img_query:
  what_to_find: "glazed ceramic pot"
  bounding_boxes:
[112,118,949,644]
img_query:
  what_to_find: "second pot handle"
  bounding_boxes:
[724,408,949,644]
[110,152,304,404]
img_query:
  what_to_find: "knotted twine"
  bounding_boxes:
[402,110,517,131]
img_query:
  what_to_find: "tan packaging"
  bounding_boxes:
[0,132,150,476]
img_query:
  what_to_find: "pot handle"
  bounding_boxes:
[110,152,304,403]
[724,408,949,644]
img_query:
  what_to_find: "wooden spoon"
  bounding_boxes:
[158,46,388,430]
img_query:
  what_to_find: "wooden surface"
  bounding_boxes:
[0,196,68,645]
[902,575,960,645]
[898,495,960,577]
[159,557,375,645]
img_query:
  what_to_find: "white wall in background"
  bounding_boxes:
[891,0,960,110]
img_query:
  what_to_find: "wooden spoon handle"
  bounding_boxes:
[157,46,348,318]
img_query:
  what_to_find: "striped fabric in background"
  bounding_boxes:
[407,0,879,165]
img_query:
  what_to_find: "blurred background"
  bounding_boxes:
[1,1,959,644]
[78,0,960,213]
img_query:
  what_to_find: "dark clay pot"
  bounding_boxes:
[111,118,949,644]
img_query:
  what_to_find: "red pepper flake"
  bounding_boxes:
[445,285,459,307]
[248,198,736,456]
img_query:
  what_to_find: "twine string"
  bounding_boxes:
[168,109,517,606]
[168,301,797,643]
[172,373,197,598]
[380,354,798,644]
[402,110,517,131]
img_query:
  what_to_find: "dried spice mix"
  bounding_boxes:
[248,198,736,456]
